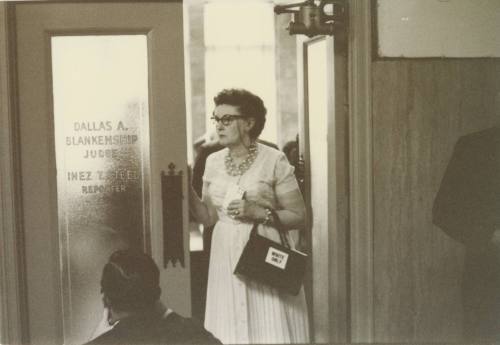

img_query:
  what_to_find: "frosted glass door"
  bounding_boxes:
[51,35,150,344]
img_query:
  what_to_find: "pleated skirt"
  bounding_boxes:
[204,220,310,344]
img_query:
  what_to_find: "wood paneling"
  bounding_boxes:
[372,59,500,342]
[0,4,27,344]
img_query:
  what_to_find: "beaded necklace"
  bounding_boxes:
[224,142,258,177]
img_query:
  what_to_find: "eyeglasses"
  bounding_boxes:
[210,114,247,127]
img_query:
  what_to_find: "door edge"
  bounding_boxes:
[0,3,30,344]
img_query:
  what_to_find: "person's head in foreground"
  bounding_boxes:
[85,249,221,345]
[101,249,160,320]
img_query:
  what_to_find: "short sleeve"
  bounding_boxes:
[202,153,216,184]
[274,153,300,196]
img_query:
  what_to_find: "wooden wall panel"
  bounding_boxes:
[372,59,500,342]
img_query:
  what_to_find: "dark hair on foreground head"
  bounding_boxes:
[101,249,161,312]
[214,88,267,140]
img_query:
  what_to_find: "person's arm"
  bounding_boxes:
[226,153,305,229]
[189,183,217,227]
[273,189,305,230]
[188,154,219,226]
[272,153,305,230]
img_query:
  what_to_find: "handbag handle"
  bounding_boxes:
[250,209,291,248]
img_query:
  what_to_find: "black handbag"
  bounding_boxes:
[233,215,307,296]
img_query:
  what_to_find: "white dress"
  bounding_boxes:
[202,143,310,344]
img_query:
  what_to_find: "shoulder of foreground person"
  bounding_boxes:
[162,312,222,345]
[83,312,222,345]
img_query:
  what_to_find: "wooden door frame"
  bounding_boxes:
[0,3,28,345]
[348,0,374,342]
[1,2,189,344]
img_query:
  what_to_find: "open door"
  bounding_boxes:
[13,2,190,344]
[297,27,349,344]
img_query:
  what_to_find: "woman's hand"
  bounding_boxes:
[226,199,265,221]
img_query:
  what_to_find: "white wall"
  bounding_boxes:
[377,0,500,57]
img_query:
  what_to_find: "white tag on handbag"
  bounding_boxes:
[265,247,289,270]
[222,183,245,210]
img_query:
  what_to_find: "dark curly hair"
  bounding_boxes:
[213,88,267,140]
[100,249,161,312]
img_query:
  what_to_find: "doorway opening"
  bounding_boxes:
[183,0,300,322]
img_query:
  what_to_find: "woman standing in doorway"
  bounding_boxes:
[189,89,309,344]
